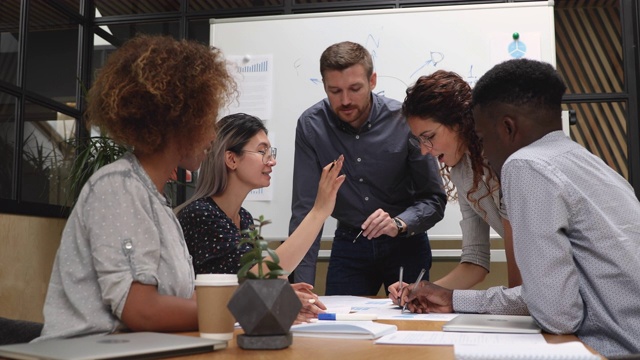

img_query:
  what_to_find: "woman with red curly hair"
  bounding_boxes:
[36,35,236,340]
[389,70,521,301]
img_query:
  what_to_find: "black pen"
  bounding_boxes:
[402,268,426,313]
[397,266,404,306]
[329,159,337,171]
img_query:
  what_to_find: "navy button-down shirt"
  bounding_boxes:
[289,93,446,283]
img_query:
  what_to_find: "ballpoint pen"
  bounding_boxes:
[329,159,336,171]
[402,268,426,313]
[397,266,404,306]
[353,230,363,243]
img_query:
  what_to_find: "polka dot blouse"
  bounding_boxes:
[178,197,254,275]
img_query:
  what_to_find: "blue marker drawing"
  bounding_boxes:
[309,78,322,85]
[508,40,527,58]
[365,33,382,63]
[365,33,382,49]
[410,51,445,78]
[466,65,479,87]
[293,58,302,76]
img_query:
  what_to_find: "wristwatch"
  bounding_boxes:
[393,217,406,234]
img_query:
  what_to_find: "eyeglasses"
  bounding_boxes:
[408,124,442,150]
[242,147,277,164]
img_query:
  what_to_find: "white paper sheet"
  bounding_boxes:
[318,296,458,321]
[375,331,546,346]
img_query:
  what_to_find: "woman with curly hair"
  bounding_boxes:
[36,35,236,340]
[389,70,521,300]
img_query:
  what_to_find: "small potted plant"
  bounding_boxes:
[227,215,302,350]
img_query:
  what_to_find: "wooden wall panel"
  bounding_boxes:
[0,214,65,322]
[556,0,628,179]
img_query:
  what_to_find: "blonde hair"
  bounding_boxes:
[175,113,267,214]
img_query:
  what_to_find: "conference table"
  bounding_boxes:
[171,320,602,359]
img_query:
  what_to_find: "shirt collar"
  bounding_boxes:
[126,152,172,207]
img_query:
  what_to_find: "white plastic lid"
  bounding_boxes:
[194,273,238,286]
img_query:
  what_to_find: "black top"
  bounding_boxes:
[178,197,253,275]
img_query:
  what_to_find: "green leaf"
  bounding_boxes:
[236,215,283,279]
[265,269,289,278]
[237,261,255,280]
[264,260,282,271]
[265,248,280,264]
[240,251,259,264]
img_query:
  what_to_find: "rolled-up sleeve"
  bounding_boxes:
[458,194,491,271]
[85,175,162,318]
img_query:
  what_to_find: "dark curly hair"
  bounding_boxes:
[472,59,566,117]
[403,70,498,214]
[86,35,237,156]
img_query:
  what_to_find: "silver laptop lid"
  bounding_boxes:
[442,314,541,334]
[0,332,227,360]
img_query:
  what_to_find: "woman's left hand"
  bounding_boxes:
[291,282,326,324]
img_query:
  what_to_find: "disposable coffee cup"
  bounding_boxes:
[194,274,239,340]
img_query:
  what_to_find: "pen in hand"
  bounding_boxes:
[397,266,404,306]
[402,268,426,313]
[353,229,363,243]
[329,159,337,171]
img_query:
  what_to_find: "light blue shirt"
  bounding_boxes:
[450,153,506,271]
[453,131,640,357]
[37,153,194,340]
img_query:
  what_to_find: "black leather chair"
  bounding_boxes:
[0,317,43,345]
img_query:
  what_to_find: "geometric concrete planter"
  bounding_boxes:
[227,278,302,349]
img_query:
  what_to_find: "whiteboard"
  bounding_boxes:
[211,1,556,241]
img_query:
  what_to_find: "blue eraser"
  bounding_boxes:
[318,313,336,320]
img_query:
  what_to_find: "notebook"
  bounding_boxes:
[290,320,397,340]
[0,332,227,360]
[454,341,600,360]
[443,314,541,334]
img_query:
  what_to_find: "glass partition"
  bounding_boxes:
[21,101,76,206]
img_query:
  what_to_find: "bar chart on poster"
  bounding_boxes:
[210,1,556,241]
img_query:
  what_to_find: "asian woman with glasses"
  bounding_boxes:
[389,70,522,306]
[175,113,345,323]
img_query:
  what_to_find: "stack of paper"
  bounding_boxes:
[375,331,546,346]
[290,321,397,340]
[454,341,600,360]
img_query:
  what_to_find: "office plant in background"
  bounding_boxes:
[65,131,197,207]
[65,132,128,206]
[65,79,129,206]
[227,215,302,350]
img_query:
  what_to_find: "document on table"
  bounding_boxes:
[319,296,458,321]
[375,331,546,346]
[454,342,600,360]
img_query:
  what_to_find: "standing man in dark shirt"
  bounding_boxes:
[289,41,446,295]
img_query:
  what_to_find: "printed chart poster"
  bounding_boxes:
[224,54,274,121]
[246,187,272,201]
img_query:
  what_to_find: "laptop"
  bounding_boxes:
[442,314,541,334]
[0,332,227,360]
